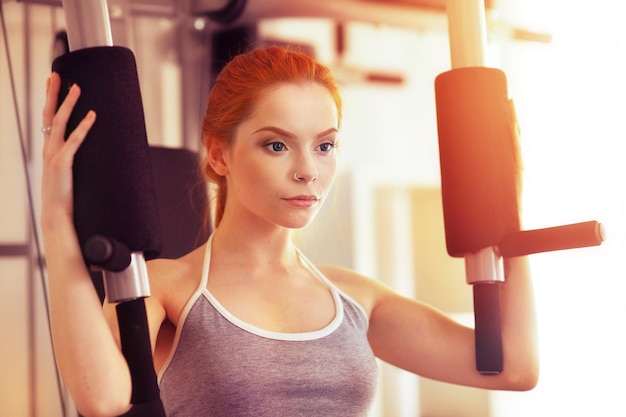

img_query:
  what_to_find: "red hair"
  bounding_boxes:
[200,46,342,228]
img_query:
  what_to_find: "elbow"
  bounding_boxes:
[73,394,131,417]
[501,330,540,391]
[511,369,539,391]
[505,360,540,391]
[63,363,133,417]
[523,362,540,391]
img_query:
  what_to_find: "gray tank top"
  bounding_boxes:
[157,236,379,416]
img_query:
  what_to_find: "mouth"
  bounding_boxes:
[283,195,320,208]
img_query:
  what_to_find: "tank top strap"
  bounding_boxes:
[198,233,213,290]
[173,233,212,325]
[295,247,370,323]
[156,234,213,385]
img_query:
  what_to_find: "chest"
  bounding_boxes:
[159,296,379,417]
[155,268,339,370]
[206,272,337,334]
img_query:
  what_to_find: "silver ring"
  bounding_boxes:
[294,171,303,181]
[41,125,52,135]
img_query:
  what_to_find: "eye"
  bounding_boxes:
[318,142,336,153]
[265,142,286,152]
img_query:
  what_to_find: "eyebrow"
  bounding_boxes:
[252,126,338,139]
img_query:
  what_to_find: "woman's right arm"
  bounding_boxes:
[41,73,164,417]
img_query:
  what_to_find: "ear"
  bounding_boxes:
[206,140,229,176]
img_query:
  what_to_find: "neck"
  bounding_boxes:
[211,216,298,268]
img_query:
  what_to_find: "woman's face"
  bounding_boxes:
[221,82,339,229]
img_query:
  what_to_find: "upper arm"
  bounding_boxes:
[367,281,536,391]
[321,264,536,391]
[367,290,480,386]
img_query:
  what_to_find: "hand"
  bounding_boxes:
[508,99,524,208]
[41,73,96,223]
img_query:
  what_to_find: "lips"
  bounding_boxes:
[283,195,319,208]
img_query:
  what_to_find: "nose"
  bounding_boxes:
[292,152,318,183]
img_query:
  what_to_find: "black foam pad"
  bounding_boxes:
[52,46,161,260]
[435,67,520,257]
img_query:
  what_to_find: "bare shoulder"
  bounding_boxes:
[146,243,207,325]
[315,264,394,318]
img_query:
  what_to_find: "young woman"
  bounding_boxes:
[41,46,538,417]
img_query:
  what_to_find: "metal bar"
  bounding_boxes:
[445,0,487,68]
[444,0,504,375]
[60,0,112,50]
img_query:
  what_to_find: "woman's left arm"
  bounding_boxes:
[365,255,538,391]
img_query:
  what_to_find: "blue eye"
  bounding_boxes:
[266,142,285,152]
[318,142,335,152]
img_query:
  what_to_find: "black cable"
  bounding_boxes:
[0,3,68,416]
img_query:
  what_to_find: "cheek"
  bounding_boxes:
[321,155,338,182]
[231,157,280,193]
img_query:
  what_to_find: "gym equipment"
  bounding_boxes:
[437,0,603,374]
[54,0,166,414]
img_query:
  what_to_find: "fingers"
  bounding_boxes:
[42,72,59,125]
[65,110,96,156]
[41,73,97,219]
[44,109,96,170]
[42,72,96,162]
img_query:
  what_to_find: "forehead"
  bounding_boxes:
[246,82,339,128]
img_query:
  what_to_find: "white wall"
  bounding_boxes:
[491,2,626,415]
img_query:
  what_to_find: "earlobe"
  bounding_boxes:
[207,141,229,176]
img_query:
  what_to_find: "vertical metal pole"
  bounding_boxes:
[444,0,505,374]
[445,0,488,68]
[56,2,165,414]
[61,0,113,50]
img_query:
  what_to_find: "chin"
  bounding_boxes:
[279,213,319,230]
